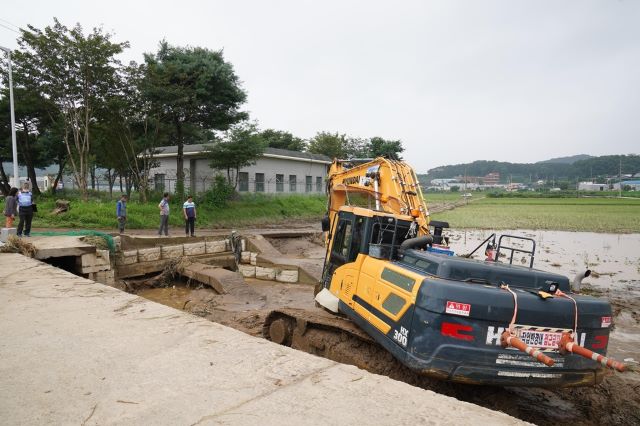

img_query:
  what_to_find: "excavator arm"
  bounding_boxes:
[325,157,431,237]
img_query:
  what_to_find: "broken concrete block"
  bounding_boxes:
[183,242,206,256]
[250,252,257,266]
[96,249,110,264]
[115,250,138,266]
[95,270,115,285]
[255,266,276,280]
[276,269,299,283]
[241,251,251,263]
[112,236,122,251]
[77,253,109,268]
[161,245,184,259]
[205,239,227,254]
[76,253,111,273]
[138,247,161,262]
[238,264,256,278]
[1,227,16,243]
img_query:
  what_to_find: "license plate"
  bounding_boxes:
[517,329,562,349]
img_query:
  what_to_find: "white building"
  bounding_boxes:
[151,145,332,195]
[578,182,609,191]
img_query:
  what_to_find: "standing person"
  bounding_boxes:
[3,187,18,228]
[183,195,197,237]
[16,183,34,237]
[116,194,128,234]
[158,192,170,237]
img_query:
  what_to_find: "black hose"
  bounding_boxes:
[398,235,433,256]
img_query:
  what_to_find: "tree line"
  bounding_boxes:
[0,18,404,201]
[424,155,640,183]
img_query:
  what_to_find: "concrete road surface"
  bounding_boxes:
[0,253,526,425]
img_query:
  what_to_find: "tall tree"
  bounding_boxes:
[369,136,404,159]
[12,18,128,200]
[206,122,265,188]
[259,129,306,151]
[142,42,247,197]
[307,131,349,159]
[0,87,55,194]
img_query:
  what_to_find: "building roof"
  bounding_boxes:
[153,144,332,164]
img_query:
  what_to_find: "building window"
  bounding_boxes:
[289,175,297,192]
[239,172,249,192]
[306,176,312,193]
[276,174,284,192]
[255,173,265,192]
[154,174,165,191]
[316,177,323,192]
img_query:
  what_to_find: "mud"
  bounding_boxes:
[127,229,640,426]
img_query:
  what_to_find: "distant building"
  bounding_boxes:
[483,172,500,186]
[578,182,608,191]
[613,180,640,191]
[150,145,331,195]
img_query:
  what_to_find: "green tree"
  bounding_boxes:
[308,131,348,159]
[206,122,265,188]
[95,62,169,201]
[259,129,306,151]
[12,19,128,200]
[142,42,248,197]
[370,136,404,159]
[0,87,56,194]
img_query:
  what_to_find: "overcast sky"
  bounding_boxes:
[1,0,638,173]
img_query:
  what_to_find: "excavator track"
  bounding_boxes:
[262,307,429,381]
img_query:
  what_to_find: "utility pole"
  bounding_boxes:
[0,46,18,188]
[619,158,622,198]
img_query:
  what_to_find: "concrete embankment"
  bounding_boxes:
[0,253,526,425]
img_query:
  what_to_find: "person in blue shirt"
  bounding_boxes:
[182,195,197,237]
[16,183,34,237]
[116,194,128,234]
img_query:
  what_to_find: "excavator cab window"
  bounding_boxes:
[369,216,411,260]
[330,216,353,263]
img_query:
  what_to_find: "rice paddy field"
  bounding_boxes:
[432,196,640,233]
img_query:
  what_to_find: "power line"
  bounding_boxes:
[0,17,19,30]
[0,22,19,34]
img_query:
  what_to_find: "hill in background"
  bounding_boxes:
[421,154,640,184]
[536,154,592,164]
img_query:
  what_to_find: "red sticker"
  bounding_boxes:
[446,301,471,317]
[601,316,612,328]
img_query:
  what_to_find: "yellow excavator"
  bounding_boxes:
[264,157,622,387]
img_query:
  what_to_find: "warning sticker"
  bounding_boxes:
[601,316,612,328]
[445,301,471,317]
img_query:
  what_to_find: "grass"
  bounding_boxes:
[432,197,640,233]
[30,192,327,230]
[17,190,640,233]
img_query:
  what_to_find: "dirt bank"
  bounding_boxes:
[126,228,640,426]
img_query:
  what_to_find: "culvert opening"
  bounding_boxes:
[43,255,78,274]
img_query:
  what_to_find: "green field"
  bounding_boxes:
[21,191,640,233]
[432,197,640,233]
[30,193,327,230]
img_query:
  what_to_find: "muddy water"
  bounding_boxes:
[448,230,640,290]
[137,286,194,310]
